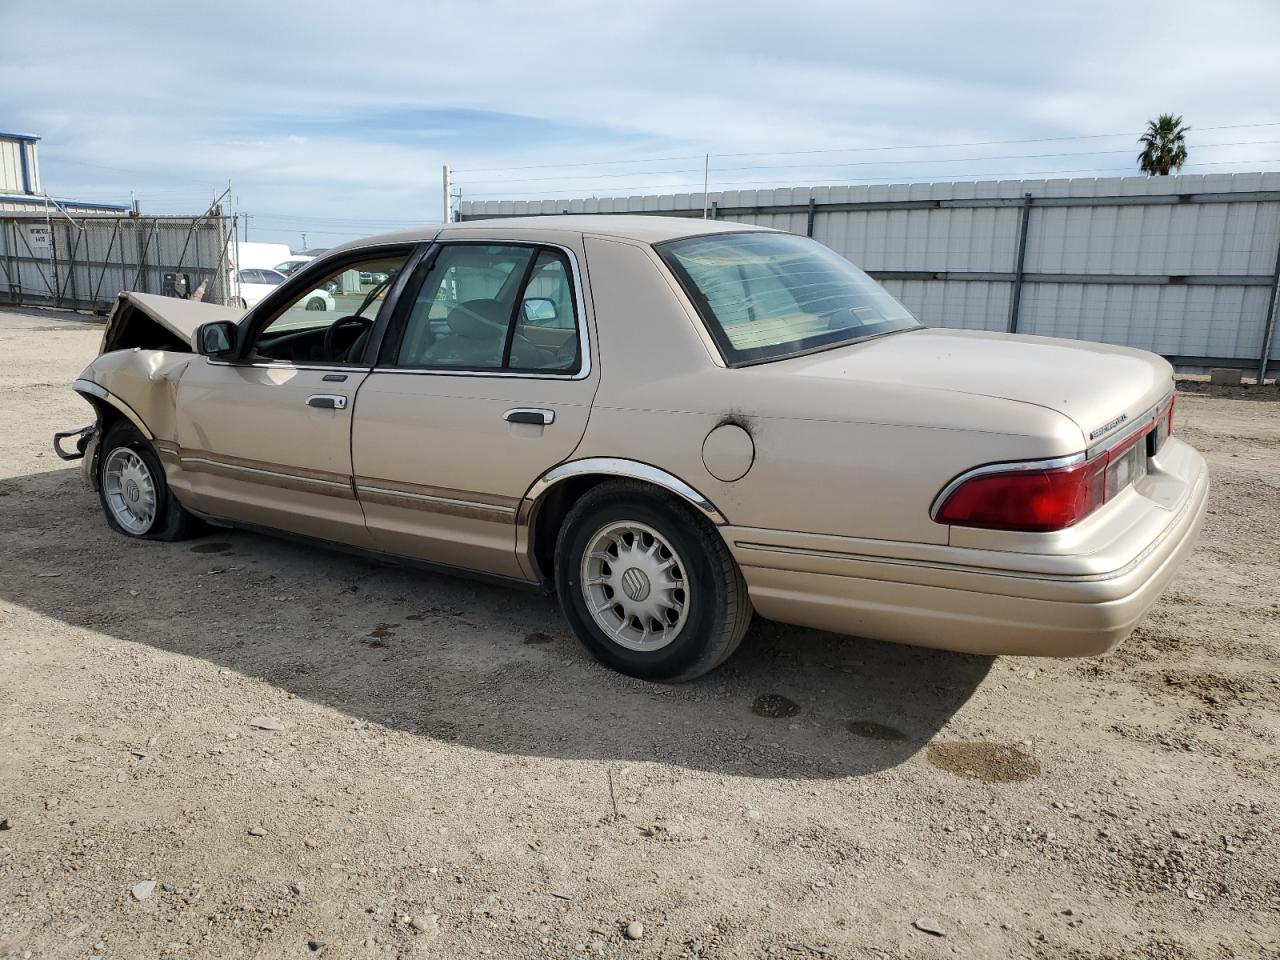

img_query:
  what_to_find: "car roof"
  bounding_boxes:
[327,214,770,255]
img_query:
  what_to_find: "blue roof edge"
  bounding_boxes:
[0,193,131,212]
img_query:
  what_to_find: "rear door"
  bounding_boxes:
[171,247,417,547]
[352,238,598,578]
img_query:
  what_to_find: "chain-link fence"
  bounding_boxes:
[0,210,237,313]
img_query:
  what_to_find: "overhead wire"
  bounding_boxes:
[452,120,1280,174]
[462,157,1280,200]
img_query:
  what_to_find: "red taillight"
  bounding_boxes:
[936,393,1174,533]
[1150,391,1176,455]
[935,458,1106,532]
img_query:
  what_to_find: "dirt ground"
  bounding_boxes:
[0,307,1276,960]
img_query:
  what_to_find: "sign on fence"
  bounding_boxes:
[23,223,51,256]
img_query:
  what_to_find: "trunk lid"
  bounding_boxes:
[776,328,1173,446]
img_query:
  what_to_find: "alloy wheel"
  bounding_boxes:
[580,521,689,652]
[102,447,158,535]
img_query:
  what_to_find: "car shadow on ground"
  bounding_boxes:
[2,468,993,779]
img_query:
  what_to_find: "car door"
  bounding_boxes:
[351,238,598,578]
[170,247,417,547]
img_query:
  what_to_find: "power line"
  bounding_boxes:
[452,120,1280,174]
[458,139,1280,185]
[250,213,431,226]
[707,122,1280,160]
[462,157,1280,199]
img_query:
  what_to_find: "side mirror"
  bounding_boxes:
[194,320,237,359]
[522,297,558,324]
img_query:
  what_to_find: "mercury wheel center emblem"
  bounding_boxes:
[620,567,651,602]
[125,480,140,503]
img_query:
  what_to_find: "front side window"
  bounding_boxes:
[249,253,409,365]
[657,231,920,365]
[395,244,580,373]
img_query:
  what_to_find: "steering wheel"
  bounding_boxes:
[324,315,373,362]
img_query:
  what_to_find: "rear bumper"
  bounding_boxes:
[726,442,1209,657]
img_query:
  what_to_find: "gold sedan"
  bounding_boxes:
[57,216,1208,681]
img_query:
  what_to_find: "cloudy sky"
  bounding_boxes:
[3,0,1279,248]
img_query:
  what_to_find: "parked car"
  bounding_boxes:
[274,256,315,277]
[56,216,1207,682]
[234,268,334,312]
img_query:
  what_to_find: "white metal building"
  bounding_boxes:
[0,131,131,215]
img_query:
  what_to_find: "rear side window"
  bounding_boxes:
[657,231,920,365]
[394,244,580,373]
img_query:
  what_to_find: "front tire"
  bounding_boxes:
[97,422,201,541]
[554,481,751,682]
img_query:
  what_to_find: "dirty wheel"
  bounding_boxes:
[555,480,751,682]
[97,421,202,541]
[305,296,327,311]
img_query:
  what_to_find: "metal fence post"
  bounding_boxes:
[10,222,23,304]
[806,197,817,238]
[1258,234,1280,384]
[90,217,121,307]
[0,220,15,295]
[1007,193,1033,334]
[63,222,84,308]
[133,219,157,293]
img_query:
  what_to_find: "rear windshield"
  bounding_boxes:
[657,231,920,365]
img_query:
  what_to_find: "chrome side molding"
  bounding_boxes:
[515,457,728,583]
[521,457,727,526]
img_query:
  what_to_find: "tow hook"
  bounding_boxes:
[53,425,96,461]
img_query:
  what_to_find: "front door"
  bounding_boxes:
[171,249,414,546]
[352,240,598,578]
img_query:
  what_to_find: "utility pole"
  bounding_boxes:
[442,165,453,224]
[702,153,710,219]
[243,213,250,242]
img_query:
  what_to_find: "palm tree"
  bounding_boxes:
[1138,114,1190,176]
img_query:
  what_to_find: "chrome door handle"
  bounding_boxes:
[307,394,348,410]
[505,408,554,425]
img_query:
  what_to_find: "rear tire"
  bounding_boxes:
[97,422,202,541]
[554,481,751,682]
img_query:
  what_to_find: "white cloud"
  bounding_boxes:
[3,0,1277,244]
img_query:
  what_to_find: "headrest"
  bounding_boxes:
[447,299,507,339]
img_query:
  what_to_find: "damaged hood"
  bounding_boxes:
[101,291,244,354]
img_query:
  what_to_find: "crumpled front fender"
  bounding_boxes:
[76,350,193,442]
